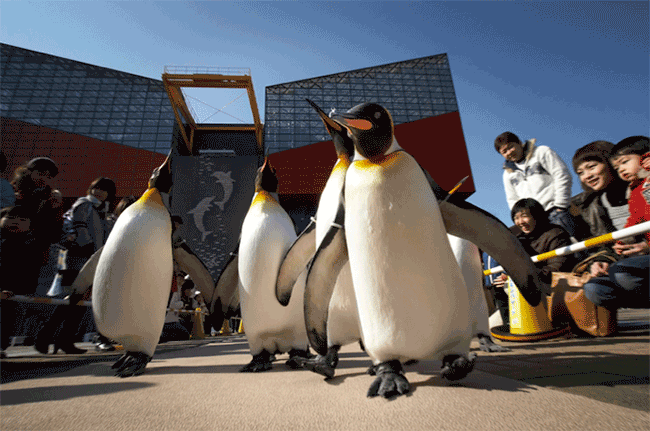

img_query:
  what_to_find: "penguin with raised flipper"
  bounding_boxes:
[238,160,311,372]
[304,102,548,398]
[296,101,525,380]
[91,156,174,377]
[297,99,362,378]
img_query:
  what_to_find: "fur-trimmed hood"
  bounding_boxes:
[503,139,537,173]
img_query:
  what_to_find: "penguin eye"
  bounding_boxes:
[374,112,381,119]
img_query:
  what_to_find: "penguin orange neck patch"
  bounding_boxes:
[333,155,351,174]
[252,190,276,207]
[354,151,404,170]
[137,188,164,206]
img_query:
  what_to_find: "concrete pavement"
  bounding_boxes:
[1,310,648,431]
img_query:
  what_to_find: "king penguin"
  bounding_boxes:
[338,103,478,397]
[301,99,363,378]
[91,157,174,377]
[238,160,311,372]
[294,101,533,383]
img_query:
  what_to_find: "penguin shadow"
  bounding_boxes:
[316,352,380,386]
[406,360,539,395]
[0,381,155,406]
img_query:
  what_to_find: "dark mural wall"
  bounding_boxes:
[170,154,257,281]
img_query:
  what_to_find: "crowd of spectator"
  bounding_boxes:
[486,134,649,332]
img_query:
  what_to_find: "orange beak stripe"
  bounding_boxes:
[343,118,373,130]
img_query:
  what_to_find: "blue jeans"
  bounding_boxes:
[584,256,650,309]
[548,208,578,239]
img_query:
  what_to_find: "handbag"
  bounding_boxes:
[547,272,616,337]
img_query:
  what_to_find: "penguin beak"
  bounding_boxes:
[148,151,173,193]
[306,99,356,158]
[306,99,343,134]
[332,115,373,132]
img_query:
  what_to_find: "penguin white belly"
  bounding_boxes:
[448,234,490,336]
[315,157,349,242]
[326,262,361,347]
[345,152,472,364]
[92,190,173,357]
[316,157,361,348]
[238,192,307,355]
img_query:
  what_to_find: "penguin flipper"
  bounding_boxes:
[210,251,240,329]
[438,199,550,306]
[70,246,103,296]
[173,242,215,303]
[276,218,317,306]
[305,204,348,356]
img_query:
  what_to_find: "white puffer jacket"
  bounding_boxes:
[502,139,572,211]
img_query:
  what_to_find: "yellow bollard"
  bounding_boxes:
[508,277,552,334]
[191,308,206,339]
[238,319,244,334]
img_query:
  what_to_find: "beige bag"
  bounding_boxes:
[547,272,617,337]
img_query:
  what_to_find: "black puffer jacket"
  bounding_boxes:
[569,182,628,266]
[517,223,577,283]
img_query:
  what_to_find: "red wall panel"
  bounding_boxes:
[1,117,166,199]
[268,111,474,196]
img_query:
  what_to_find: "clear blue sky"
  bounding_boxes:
[2,1,648,226]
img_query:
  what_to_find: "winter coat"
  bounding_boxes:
[516,223,576,283]
[503,139,573,211]
[61,195,107,264]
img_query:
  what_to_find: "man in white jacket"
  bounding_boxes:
[495,131,576,238]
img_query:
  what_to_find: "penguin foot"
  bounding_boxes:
[303,346,340,379]
[285,348,313,369]
[440,353,477,381]
[367,359,417,376]
[478,334,511,353]
[240,351,273,373]
[367,360,410,399]
[112,351,151,378]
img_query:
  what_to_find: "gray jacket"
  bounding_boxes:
[62,195,107,253]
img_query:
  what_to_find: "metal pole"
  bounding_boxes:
[483,221,650,276]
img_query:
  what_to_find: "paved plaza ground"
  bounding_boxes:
[1,309,648,431]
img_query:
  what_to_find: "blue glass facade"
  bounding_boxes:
[0,43,175,154]
[264,53,458,153]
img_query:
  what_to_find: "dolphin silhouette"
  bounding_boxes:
[212,171,235,211]
[188,196,215,242]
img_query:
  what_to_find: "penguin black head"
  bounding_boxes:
[306,99,355,159]
[148,155,173,194]
[255,159,278,193]
[331,102,394,160]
